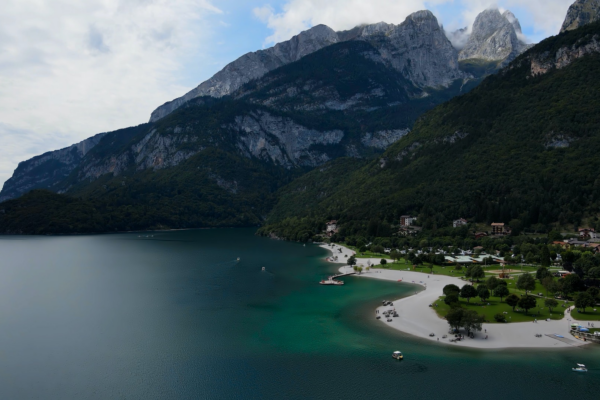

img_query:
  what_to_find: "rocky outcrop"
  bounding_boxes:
[0,132,107,202]
[149,25,340,122]
[362,129,410,149]
[459,8,531,64]
[227,110,345,168]
[528,35,600,76]
[561,0,600,33]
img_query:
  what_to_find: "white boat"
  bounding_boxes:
[261,267,266,272]
[392,351,404,360]
[319,279,344,285]
[237,257,240,261]
[572,364,587,372]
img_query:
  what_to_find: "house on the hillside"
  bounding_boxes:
[491,223,510,235]
[325,220,338,237]
[475,232,488,239]
[400,215,416,227]
[453,218,467,228]
[579,228,598,239]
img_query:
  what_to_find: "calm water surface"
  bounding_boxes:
[0,229,598,399]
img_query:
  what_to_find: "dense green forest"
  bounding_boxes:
[260,22,600,240]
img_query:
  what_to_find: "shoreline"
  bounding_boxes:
[319,243,594,350]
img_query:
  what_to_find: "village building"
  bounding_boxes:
[579,228,598,239]
[453,218,467,228]
[474,232,488,239]
[400,215,416,227]
[325,220,338,237]
[491,223,510,235]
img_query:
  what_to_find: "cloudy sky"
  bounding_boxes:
[0,0,575,186]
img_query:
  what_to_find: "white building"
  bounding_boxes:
[453,218,467,228]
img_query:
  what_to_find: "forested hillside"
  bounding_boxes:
[261,21,600,240]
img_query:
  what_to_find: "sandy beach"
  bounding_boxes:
[321,243,595,349]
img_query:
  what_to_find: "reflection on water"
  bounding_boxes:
[0,228,598,399]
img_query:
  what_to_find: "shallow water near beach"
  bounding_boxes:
[0,228,598,399]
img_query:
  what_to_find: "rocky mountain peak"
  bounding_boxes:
[458,8,530,63]
[561,0,600,33]
[502,10,522,34]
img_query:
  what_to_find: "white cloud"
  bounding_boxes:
[0,0,221,185]
[254,0,575,45]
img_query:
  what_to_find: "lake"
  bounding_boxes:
[0,228,598,398]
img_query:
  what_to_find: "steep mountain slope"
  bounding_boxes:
[261,21,600,239]
[0,38,478,234]
[561,0,600,32]
[151,10,466,122]
[149,25,340,122]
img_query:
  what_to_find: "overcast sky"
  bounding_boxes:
[0,0,575,186]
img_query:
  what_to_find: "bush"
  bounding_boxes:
[494,313,507,323]
[380,259,387,265]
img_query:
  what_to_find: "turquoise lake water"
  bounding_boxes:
[0,228,598,399]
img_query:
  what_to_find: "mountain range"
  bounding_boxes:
[1,2,600,235]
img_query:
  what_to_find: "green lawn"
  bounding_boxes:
[570,308,600,321]
[433,295,568,323]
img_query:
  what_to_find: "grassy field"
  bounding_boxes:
[433,295,569,323]
[570,308,600,321]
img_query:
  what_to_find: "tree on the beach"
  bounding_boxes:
[506,294,520,311]
[380,259,387,266]
[444,293,459,306]
[461,310,484,335]
[574,292,594,312]
[443,284,460,296]
[493,285,509,302]
[460,284,478,303]
[516,273,536,294]
[518,295,537,315]
[478,286,490,302]
[357,266,363,275]
[445,308,464,331]
[347,256,356,267]
[389,250,401,263]
[544,298,558,313]
[486,276,500,291]
[359,245,367,254]
[536,267,550,283]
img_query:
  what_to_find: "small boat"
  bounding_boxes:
[237,257,240,261]
[572,364,587,372]
[319,279,344,285]
[261,267,266,272]
[392,351,404,360]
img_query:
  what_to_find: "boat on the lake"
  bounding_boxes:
[392,351,404,360]
[261,267,266,272]
[572,364,587,372]
[319,277,344,285]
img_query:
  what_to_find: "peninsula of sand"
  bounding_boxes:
[321,243,595,349]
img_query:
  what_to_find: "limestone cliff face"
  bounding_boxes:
[151,11,465,122]
[528,35,600,76]
[561,0,600,33]
[356,11,463,88]
[149,25,340,122]
[459,8,531,64]
[0,132,107,202]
